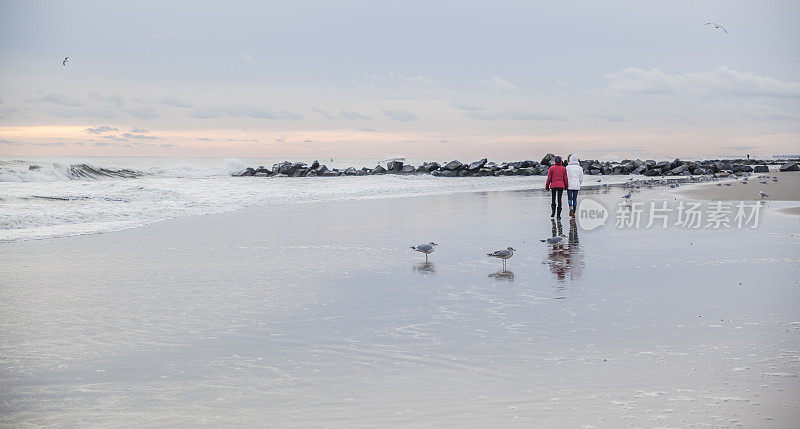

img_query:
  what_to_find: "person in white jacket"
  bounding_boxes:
[565,154,584,217]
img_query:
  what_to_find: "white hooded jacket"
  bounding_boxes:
[566,154,584,190]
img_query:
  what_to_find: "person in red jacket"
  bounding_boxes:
[545,156,569,217]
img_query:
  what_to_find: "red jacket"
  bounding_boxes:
[545,163,568,190]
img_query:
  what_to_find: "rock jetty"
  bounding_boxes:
[233,155,798,178]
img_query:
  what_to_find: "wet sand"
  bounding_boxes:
[1,187,799,427]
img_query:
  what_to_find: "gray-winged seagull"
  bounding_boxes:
[411,242,438,261]
[487,247,515,269]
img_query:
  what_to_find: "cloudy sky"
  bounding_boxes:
[0,0,798,160]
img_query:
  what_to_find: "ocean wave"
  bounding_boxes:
[0,163,144,182]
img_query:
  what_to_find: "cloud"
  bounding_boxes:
[129,127,149,133]
[452,102,487,112]
[158,96,192,108]
[89,92,124,108]
[196,137,211,141]
[596,112,628,122]
[192,105,303,120]
[122,132,157,140]
[49,107,116,119]
[92,142,114,147]
[721,146,759,151]
[101,135,127,141]
[86,125,118,134]
[123,106,159,119]
[467,109,568,122]
[241,53,253,61]
[490,76,517,91]
[153,31,178,40]
[358,128,377,132]
[311,106,335,119]
[340,110,371,120]
[160,143,176,148]
[0,139,22,146]
[383,109,418,122]
[28,142,66,147]
[603,66,800,98]
[31,93,84,107]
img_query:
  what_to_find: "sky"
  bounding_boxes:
[0,0,798,160]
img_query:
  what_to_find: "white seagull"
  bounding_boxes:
[487,247,515,269]
[410,242,438,261]
[62,57,69,66]
[705,22,728,34]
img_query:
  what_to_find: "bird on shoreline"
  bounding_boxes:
[705,22,728,34]
[541,235,567,246]
[487,247,515,269]
[622,192,632,200]
[759,191,768,200]
[411,242,438,261]
[62,57,69,66]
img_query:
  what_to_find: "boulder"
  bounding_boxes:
[305,169,318,177]
[540,153,555,166]
[780,162,799,172]
[316,164,329,174]
[467,158,488,171]
[654,161,671,171]
[589,169,601,175]
[321,169,340,176]
[731,164,753,173]
[387,160,404,172]
[715,171,731,178]
[292,168,309,177]
[272,161,292,174]
[668,165,689,175]
[632,165,647,175]
[643,168,661,176]
[417,162,440,173]
[372,165,387,174]
[401,165,416,174]
[432,169,457,177]
[670,158,683,170]
[254,171,269,177]
[752,165,769,173]
[443,160,463,170]
[475,168,494,176]
[518,167,538,176]
[310,160,320,170]
[602,166,613,175]
[239,167,256,177]
[343,167,359,175]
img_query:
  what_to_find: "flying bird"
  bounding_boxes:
[410,242,438,262]
[62,57,69,66]
[705,22,728,34]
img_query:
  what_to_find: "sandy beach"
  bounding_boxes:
[680,171,800,215]
[2,184,799,427]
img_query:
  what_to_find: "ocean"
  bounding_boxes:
[0,156,636,242]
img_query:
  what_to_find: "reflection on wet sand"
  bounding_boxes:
[488,270,515,281]
[413,261,436,273]
[545,218,584,281]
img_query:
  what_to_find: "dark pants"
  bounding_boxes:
[550,188,564,213]
[567,189,578,209]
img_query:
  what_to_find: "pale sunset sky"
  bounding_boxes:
[0,0,798,160]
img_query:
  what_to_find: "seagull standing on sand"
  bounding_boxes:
[62,57,69,66]
[487,247,515,270]
[705,22,728,34]
[759,191,768,200]
[411,242,438,262]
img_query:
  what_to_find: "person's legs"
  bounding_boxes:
[550,189,557,217]
[555,188,564,217]
[567,190,578,215]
